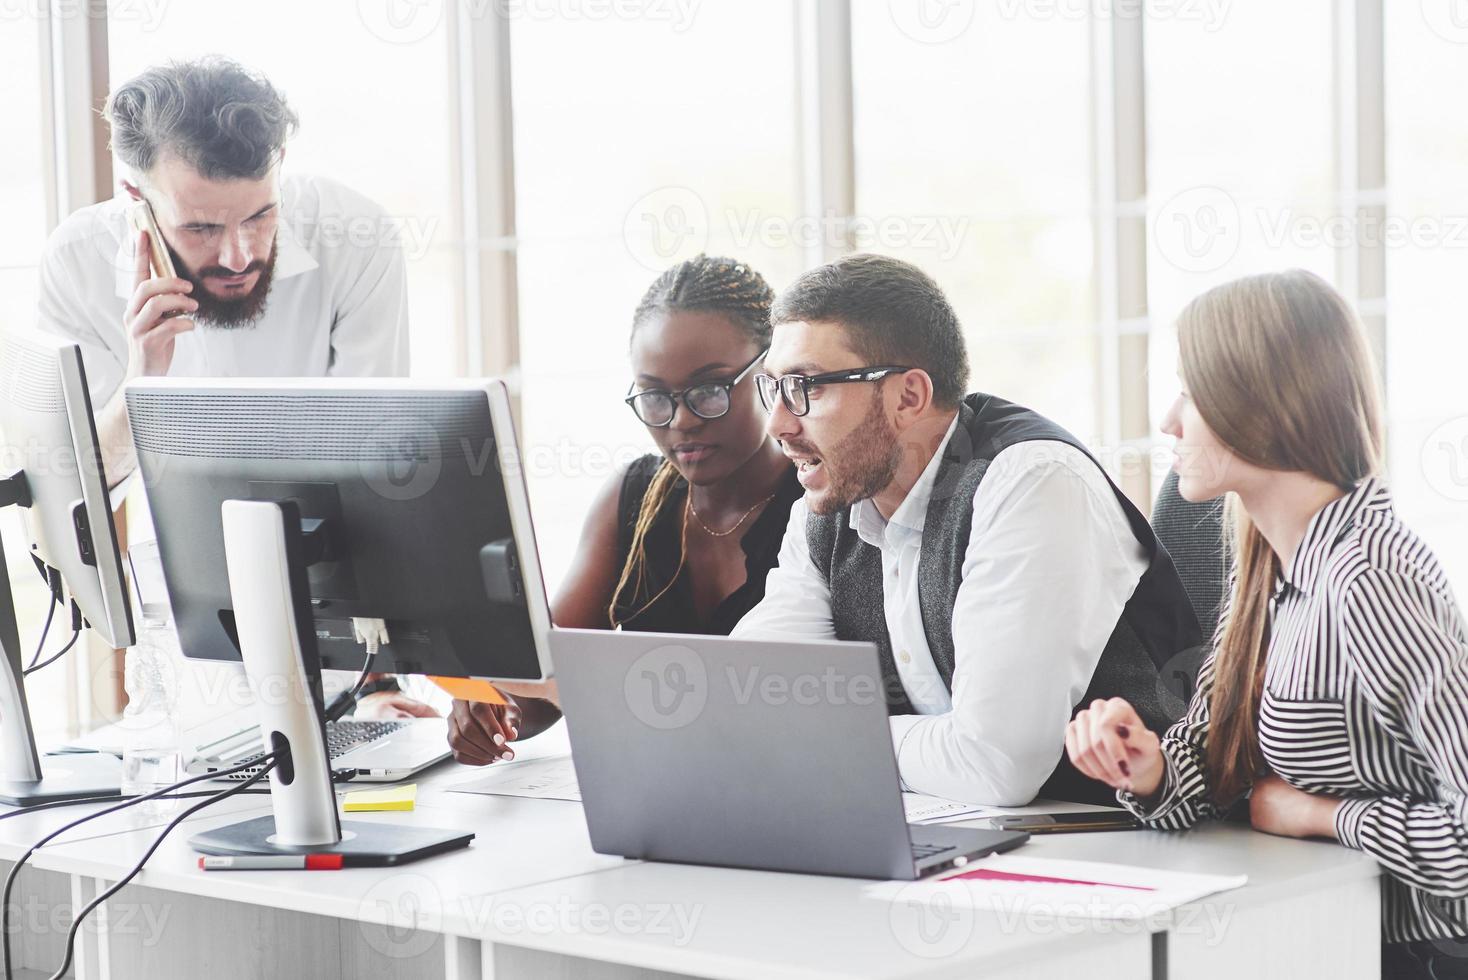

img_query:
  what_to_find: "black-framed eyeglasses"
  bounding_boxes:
[624,347,768,428]
[754,365,912,418]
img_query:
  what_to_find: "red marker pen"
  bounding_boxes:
[198,855,344,871]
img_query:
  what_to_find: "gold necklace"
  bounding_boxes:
[686,490,777,538]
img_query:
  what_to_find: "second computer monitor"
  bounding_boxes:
[125,378,553,681]
[0,331,134,649]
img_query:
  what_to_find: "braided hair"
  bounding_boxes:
[609,255,775,628]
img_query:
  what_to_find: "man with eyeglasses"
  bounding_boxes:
[37,58,428,721]
[733,253,1202,806]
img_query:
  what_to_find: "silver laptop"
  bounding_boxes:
[183,715,451,783]
[552,629,1029,880]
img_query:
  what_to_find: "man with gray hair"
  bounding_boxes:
[37,57,426,720]
[38,56,409,483]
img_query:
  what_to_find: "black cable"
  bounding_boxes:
[324,647,377,723]
[25,571,61,671]
[0,753,275,979]
[22,626,79,676]
[47,760,278,980]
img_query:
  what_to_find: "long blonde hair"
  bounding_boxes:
[1177,269,1384,804]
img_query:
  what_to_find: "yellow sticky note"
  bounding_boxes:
[343,783,417,812]
[429,676,506,705]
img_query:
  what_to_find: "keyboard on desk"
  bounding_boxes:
[216,719,409,781]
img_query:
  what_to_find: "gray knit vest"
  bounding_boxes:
[806,392,1202,804]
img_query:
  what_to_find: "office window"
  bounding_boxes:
[106,0,461,377]
[0,18,72,738]
[510,2,802,587]
[1384,6,1468,588]
[1144,0,1336,463]
[851,4,1098,442]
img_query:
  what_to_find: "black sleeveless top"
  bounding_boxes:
[611,453,803,635]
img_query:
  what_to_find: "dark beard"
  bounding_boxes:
[806,389,902,515]
[167,239,278,329]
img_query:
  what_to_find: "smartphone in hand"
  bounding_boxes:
[989,811,1143,834]
[125,199,179,280]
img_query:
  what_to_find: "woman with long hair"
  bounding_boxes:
[1066,269,1468,977]
[447,255,800,763]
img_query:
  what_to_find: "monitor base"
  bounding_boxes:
[0,752,123,807]
[189,815,473,867]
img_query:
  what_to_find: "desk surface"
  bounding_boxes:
[4,723,1383,980]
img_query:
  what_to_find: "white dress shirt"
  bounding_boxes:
[36,172,409,407]
[734,415,1150,805]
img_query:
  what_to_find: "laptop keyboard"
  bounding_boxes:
[327,719,409,755]
[217,719,409,781]
[910,842,953,860]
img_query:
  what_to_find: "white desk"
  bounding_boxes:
[0,725,1382,980]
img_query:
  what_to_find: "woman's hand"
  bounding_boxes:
[353,691,440,720]
[447,697,523,766]
[1065,698,1165,799]
[1248,775,1341,840]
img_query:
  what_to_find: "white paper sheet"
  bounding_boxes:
[902,792,1002,825]
[867,853,1247,919]
[450,758,1005,828]
[446,755,582,802]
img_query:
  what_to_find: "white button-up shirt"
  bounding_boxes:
[734,414,1150,805]
[36,173,409,407]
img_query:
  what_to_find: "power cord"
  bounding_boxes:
[0,753,275,979]
[25,568,61,671]
[324,647,377,723]
[23,620,79,676]
[46,760,278,980]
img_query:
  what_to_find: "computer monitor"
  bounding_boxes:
[126,377,553,681]
[0,331,136,805]
[0,333,133,648]
[125,377,554,861]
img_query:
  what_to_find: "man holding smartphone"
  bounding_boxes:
[37,56,409,485]
[36,57,427,720]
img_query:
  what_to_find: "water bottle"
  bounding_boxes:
[120,601,184,818]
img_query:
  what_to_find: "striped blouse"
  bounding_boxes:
[1119,477,1468,943]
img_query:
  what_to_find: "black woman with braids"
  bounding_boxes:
[446,255,801,766]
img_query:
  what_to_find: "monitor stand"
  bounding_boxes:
[187,499,472,864]
[0,471,122,807]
